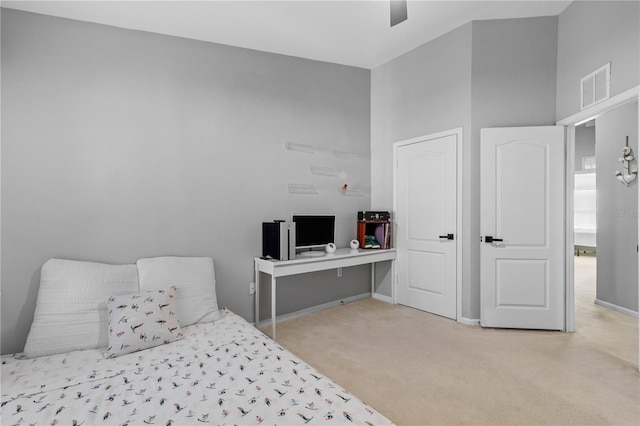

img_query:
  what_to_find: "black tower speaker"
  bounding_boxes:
[262,221,296,260]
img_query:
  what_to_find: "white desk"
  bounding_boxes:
[254,248,396,340]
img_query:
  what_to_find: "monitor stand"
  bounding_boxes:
[297,251,325,258]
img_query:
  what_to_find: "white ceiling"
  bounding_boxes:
[1,0,572,69]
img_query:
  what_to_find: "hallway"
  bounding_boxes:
[574,253,638,365]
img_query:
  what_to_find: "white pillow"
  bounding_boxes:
[24,259,139,358]
[105,287,183,358]
[136,256,219,326]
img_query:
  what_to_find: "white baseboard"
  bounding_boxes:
[256,293,371,328]
[372,293,393,304]
[458,317,481,326]
[595,299,639,318]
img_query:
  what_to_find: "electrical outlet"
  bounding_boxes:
[249,282,256,295]
[337,267,342,277]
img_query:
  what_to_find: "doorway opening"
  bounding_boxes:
[573,120,600,347]
[562,89,639,369]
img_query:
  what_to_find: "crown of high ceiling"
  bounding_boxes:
[1,1,572,69]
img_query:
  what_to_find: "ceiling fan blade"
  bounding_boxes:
[390,0,408,27]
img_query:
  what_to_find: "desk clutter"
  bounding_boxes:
[357,211,392,250]
[261,212,391,261]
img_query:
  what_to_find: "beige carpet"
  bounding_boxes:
[263,255,639,425]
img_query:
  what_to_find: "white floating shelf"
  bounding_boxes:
[288,183,318,195]
[285,141,317,154]
[332,150,361,160]
[339,188,364,197]
[310,165,347,178]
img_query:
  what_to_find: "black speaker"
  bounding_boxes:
[262,221,296,260]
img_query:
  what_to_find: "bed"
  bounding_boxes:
[1,257,392,426]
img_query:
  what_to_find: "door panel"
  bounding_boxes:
[409,153,445,237]
[496,259,547,306]
[408,250,444,294]
[497,142,547,245]
[396,132,457,320]
[481,126,565,330]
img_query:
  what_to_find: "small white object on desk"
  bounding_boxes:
[325,242,336,254]
[350,239,359,250]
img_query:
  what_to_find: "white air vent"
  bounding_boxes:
[581,63,610,110]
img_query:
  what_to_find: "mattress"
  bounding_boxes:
[1,309,392,425]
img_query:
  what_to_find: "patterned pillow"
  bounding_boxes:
[105,287,183,358]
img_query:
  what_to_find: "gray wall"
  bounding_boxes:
[556,0,639,315]
[371,23,473,307]
[1,9,372,355]
[575,124,596,172]
[3,2,639,354]
[468,17,558,319]
[556,1,640,121]
[595,102,639,312]
[370,17,558,319]
[372,1,639,320]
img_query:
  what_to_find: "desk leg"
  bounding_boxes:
[271,276,277,340]
[371,263,376,297]
[254,264,260,328]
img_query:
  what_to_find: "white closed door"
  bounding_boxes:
[395,131,458,320]
[480,126,565,330]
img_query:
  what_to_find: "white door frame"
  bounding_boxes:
[557,85,639,370]
[392,127,464,321]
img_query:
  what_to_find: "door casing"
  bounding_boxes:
[558,85,639,333]
[557,85,639,371]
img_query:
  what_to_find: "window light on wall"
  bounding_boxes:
[580,63,610,110]
[582,156,596,171]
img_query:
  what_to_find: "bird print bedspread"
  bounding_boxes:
[1,309,392,425]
